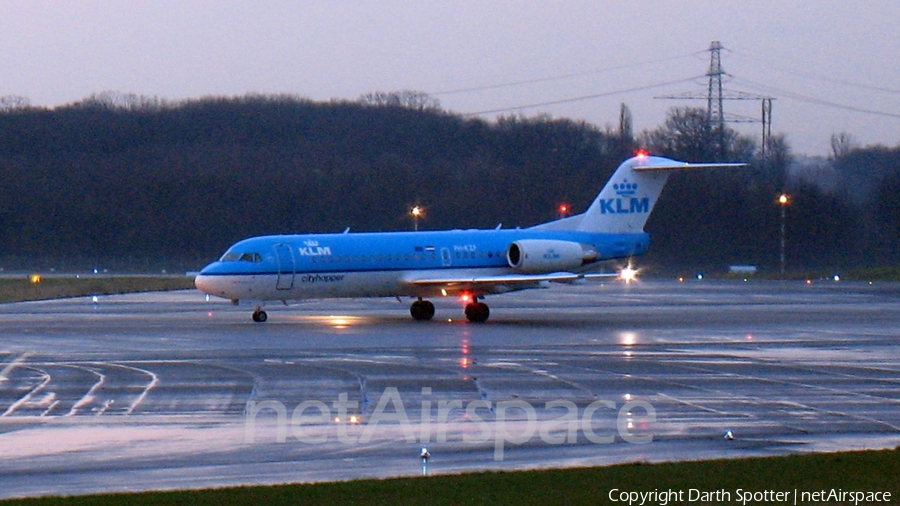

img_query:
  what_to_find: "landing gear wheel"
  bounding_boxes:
[410,300,435,321]
[252,309,268,323]
[464,302,490,323]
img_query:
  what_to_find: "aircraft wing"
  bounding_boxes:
[405,270,624,295]
[406,271,581,294]
[580,272,620,279]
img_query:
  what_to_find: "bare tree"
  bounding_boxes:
[79,91,167,111]
[0,95,31,111]
[830,132,858,159]
[618,103,633,143]
[359,90,440,111]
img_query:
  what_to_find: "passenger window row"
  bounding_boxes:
[310,253,439,263]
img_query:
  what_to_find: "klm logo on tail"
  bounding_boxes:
[600,179,649,214]
[548,154,744,235]
[599,198,650,214]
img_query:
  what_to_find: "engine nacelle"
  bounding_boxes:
[507,239,597,273]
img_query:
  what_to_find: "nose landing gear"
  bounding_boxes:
[252,308,268,323]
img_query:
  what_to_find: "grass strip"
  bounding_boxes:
[3,448,898,505]
[0,275,196,304]
[686,265,900,282]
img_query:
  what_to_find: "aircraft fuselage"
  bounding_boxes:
[195,228,648,302]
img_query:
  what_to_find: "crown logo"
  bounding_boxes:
[614,180,637,196]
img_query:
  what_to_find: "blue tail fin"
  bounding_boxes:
[533,155,745,233]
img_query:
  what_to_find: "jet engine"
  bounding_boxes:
[507,239,597,273]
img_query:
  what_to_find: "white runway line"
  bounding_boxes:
[2,367,51,417]
[41,399,60,417]
[66,365,105,416]
[0,352,31,383]
[123,364,160,415]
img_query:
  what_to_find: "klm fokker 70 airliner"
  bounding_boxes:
[195,153,743,322]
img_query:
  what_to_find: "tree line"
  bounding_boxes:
[0,93,896,273]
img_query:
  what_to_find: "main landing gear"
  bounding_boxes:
[464,301,490,323]
[409,298,490,323]
[410,299,435,321]
[252,307,268,323]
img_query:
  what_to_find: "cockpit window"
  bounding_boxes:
[221,252,262,262]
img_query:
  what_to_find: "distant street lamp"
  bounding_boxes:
[778,194,789,275]
[411,206,423,231]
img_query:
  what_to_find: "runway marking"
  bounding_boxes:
[675,357,900,431]
[774,399,900,432]
[655,392,741,416]
[483,360,598,399]
[0,353,31,384]
[42,399,60,417]
[565,349,900,433]
[2,367,51,417]
[526,367,596,398]
[122,364,159,415]
[66,365,105,416]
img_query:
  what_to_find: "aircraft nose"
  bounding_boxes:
[194,273,230,299]
[194,273,213,294]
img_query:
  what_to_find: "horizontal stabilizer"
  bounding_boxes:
[633,162,746,171]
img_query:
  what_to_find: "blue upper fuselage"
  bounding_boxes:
[198,228,649,277]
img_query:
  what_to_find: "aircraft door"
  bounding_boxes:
[274,244,295,290]
[441,247,452,267]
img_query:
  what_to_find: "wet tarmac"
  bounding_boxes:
[1,280,899,498]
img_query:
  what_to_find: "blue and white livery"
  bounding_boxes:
[195,154,743,322]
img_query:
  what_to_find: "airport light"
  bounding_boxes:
[778,194,789,276]
[420,446,431,476]
[410,206,423,231]
[619,265,638,283]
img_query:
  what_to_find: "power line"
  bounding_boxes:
[731,76,900,120]
[728,47,900,95]
[432,51,701,96]
[461,75,703,117]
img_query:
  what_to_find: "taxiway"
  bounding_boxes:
[1,280,899,498]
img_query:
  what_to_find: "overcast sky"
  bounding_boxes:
[1,1,898,156]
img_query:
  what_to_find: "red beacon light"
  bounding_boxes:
[635,149,649,159]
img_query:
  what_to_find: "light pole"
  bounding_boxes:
[411,206,423,231]
[778,194,789,276]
